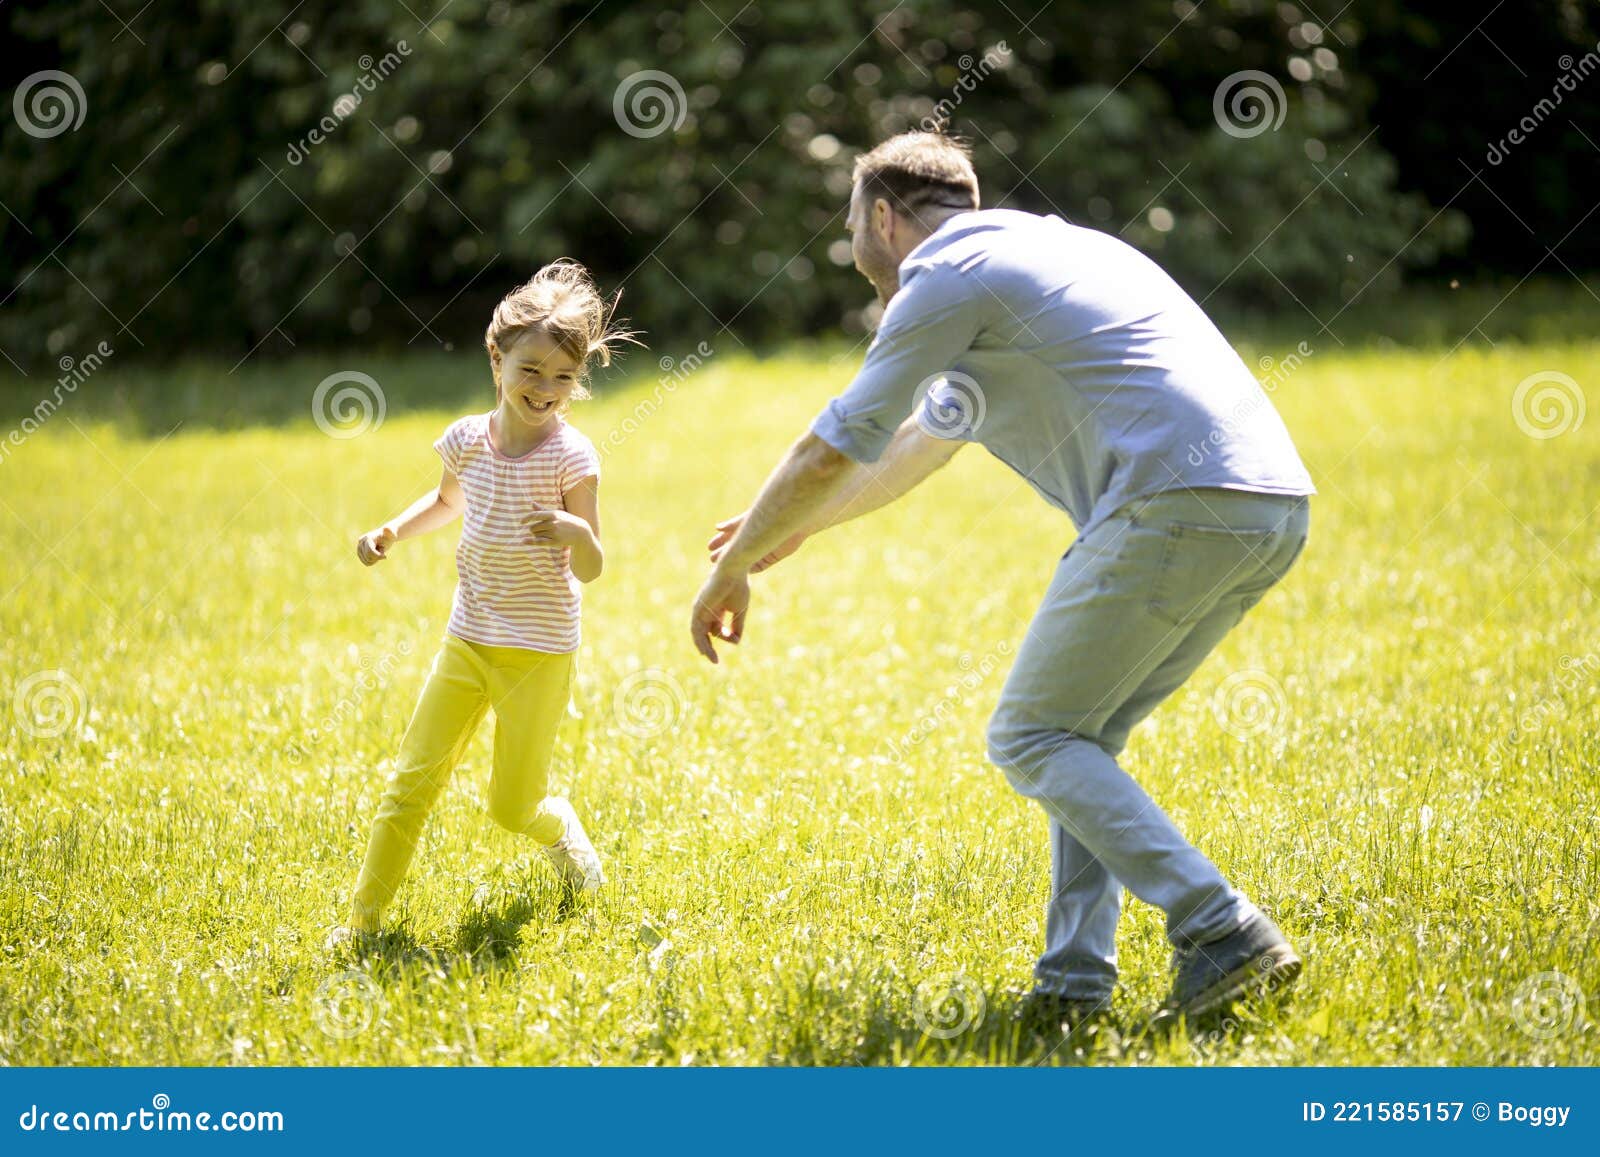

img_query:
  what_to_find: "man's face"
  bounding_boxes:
[846,183,901,305]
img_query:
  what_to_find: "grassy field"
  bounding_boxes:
[1,310,1596,1065]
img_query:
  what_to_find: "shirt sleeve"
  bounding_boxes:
[557,432,601,492]
[809,261,987,463]
[432,419,465,475]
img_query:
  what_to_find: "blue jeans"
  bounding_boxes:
[985,488,1310,999]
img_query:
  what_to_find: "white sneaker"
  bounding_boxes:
[322,924,377,954]
[541,798,605,893]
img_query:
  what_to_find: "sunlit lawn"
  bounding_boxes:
[1,308,1597,1064]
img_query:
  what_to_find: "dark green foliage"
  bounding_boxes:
[1,1,1590,370]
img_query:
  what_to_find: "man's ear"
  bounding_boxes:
[872,196,895,243]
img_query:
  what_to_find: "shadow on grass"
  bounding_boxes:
[841,991,1152,1067]
[0,348,650,439]
[4,277,1596,439]
[774,984,1300,1066]
[333,879,589,982]
[451,883,592,963]
[750,985,1122,1067]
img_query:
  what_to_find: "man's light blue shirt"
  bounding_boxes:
[811,209,1315,533]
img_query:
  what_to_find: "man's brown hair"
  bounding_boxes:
[852,132,980,223]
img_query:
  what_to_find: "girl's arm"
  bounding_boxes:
[526,475,603,582]
[356,465,466,566]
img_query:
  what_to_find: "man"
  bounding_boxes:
[691,132,1314,1025]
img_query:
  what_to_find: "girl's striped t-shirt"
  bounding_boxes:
[433,412,600,653]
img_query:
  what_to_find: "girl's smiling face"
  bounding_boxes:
[492,327,582,427]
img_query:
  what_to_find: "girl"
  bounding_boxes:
[329,260,637,947]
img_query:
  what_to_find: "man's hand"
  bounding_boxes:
[690,567,751,664]
[708,513,805,573]
[356,526,396,566]
[527,507,594,548]
[691,433,851,664]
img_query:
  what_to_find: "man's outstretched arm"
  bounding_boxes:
[715,432,853,570]
[708,416,965,571]
[690,431,855,662]
[692,261,984,662]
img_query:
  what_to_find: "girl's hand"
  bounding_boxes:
[526,508,593,548]
[356,526,396,566]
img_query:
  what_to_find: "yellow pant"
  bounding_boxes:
[350,634,577,930]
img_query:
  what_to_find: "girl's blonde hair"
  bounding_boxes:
[485,259,639,400]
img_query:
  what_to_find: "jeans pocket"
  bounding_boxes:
[1271,526,1309,583]
[1147,522,1280,626]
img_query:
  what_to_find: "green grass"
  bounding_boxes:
[1,315,1597,1066]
